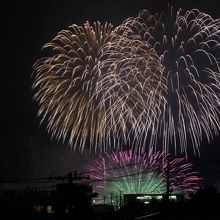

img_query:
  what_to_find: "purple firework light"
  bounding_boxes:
[85,150,202,198]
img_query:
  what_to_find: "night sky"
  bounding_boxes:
[2,0,220,191]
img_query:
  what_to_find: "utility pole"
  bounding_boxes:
[49,171,90,214]
[165,155,170,202]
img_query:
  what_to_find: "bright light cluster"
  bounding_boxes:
[85,150,201,198]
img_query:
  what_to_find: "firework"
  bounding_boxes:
[32,21,164,152]
[32,7,220,155]
[116,8,220,155]
[85,150,201,199]
[32,21,115,152]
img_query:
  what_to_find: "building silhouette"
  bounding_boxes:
[0,172,98,218]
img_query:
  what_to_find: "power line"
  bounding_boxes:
[89,168,160,183]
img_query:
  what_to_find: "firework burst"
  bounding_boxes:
[32,21,164,152]
[116,7,220,155]
[33,7,220,155]
[85,150,201,198]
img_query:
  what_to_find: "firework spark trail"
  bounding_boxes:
[33,21,117,152]
[94,34,166,150]
[85,150,201,198]
[33,7,220,155]
[116,8,220,155]
[32,21,164,153]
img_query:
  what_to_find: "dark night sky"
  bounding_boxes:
[2,0,220,191]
